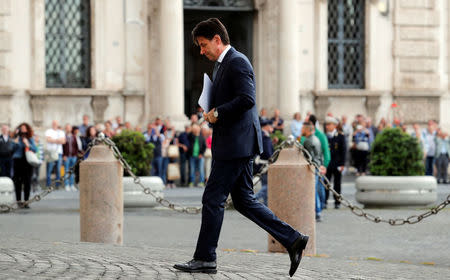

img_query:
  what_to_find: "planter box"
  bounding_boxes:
[0,177,14,205]
[355,176,437,207]
[123,176,164,208]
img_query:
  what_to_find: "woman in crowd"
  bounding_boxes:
[12,122,37,208]
[352,124,370,176]
[82,126,97,159]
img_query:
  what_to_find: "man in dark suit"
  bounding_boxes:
[174,18,308,277]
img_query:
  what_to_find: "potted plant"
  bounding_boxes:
[112,130,164,207]
[355,128,437,207]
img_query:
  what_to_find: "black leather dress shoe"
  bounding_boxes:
[288,234,309,277]
[173,259,217,274]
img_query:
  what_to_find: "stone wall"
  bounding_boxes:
[392,0,446,125]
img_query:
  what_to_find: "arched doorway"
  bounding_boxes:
[183,0,254,116]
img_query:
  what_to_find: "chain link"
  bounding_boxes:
[294,141,450,226]
[2,134,448,225]
[0,143,94,213]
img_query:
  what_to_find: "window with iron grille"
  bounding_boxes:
[328,0,365,89]
[45,0,91,88]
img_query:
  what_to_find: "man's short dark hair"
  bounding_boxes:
[309,114,317,126]
[303,121,314,132]
[191,18,230,46]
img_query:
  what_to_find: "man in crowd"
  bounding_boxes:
[271,108,284,133]
[435,129,449,184]
[45,120,66,188]
[290,112,303,140]
[188,124,206,187]
[325,116,346,209]
[301,122,324,221]
[255,119,274,206]
[63,124,79,191]
[306,114,330,209]
[145,122,165,179]
[177,125,191,186]
[79,115,90,137]
[0,125,13,177]
[422,120,437,176]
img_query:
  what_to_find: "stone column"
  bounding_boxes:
[278,0,301,119]
[158,0,185,127]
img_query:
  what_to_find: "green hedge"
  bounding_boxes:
[111,130,154,176]
[369,128,424,176]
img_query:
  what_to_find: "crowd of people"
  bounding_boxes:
[0,108,448,210]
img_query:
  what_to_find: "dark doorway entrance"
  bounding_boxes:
[184,9,254,116]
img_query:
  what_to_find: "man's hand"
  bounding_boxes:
[203,108,218,124]
[319,165,327,175]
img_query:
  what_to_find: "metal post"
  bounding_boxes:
[267,144,316,255]
[80,144,123,244]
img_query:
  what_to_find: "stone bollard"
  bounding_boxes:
[80,144,123,244]
[268,146,316,255]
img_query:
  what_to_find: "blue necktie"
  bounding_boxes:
[212,61,221,81]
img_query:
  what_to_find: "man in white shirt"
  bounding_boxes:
[45,120,66,188]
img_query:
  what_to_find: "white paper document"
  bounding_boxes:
[198,73,212,113]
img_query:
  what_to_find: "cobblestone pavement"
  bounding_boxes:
[0,180,449,279]
[1,236,449,279]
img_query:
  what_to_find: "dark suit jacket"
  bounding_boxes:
[210,47,263,160]
[327,131,346,167]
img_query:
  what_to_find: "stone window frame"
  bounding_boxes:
[32,0,98,91]
[44,0,91,88]
[316,0,371,91]
[327,0,365,89]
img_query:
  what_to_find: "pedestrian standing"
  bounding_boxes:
[422,120,437,176]
[177,125,191,186]
[271,108,284,133]
[290,112,303,140]
[62,124,79,191]
[12,123,37,208]
[325,117,346,209]
[301,122,325,221]
[434,129,449,184]
[255,119,274,206]
[0,125,13,177]
[188,124,206,187]
[352,124,370,175]
[45,120,66,188]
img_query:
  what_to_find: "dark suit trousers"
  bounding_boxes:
[193,157,300,261]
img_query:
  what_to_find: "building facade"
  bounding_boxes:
[0,0,449,133]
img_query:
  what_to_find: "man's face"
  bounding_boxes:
[1,125,8,135]
[325,123,336,132]
[83,115,89,124]
[196,36,220,61]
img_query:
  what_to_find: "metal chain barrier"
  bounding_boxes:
[3,134,449,224]
[0,143,94,214]
[293,139,450,226]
